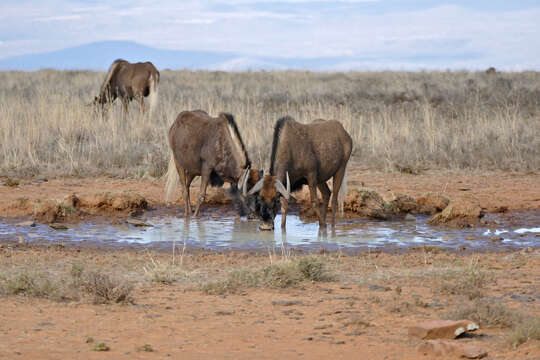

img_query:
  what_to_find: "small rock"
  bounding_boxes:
[489,236,504,242]
[215,310,235,316]
[429,194,484,227]
[409,320,479,340]
[37,322,55,326]
[18,236,25,244]
[15,221,36,227]
[314,324,333,330]
[271,300,303,306]
[49,223,68,230]
[126,219,152,227]
[417,340,487,359]
[368,285,391,292]
[404,213,416,221]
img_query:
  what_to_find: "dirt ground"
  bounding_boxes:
[0,245,539,359]
[1,168,539,359]
[1,167,540,218]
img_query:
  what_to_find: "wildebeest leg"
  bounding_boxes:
[181,170,195,217]
[121,97,129,115]
[317,183,331,227]
[193,169,210,217]
[138,95,146,114]
[308,181,324,228]
[280,197,288,230]
[330,165,347,227]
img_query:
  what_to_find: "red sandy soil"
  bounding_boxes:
[1,168,539,218]
[0,246,538,359]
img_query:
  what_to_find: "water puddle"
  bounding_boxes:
[1,209,538,252]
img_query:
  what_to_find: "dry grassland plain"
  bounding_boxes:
[0,70,539,359]
[1,70,539,178]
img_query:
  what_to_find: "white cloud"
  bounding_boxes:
[0,1,539,70]
[32,15,82,22]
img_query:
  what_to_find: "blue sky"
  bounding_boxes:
[1,0,539,70]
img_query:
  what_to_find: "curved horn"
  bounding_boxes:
[238,167,250,196]
[274,172,291,200]
[247,178,264,195]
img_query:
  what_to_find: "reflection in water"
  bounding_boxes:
[0,210,539,251]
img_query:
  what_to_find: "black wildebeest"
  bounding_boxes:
[244,116,352,230]
[165,110,259,216]
[93,59,159,114]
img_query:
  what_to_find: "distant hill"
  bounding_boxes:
[0,40,481,71]
[0,41,244,71]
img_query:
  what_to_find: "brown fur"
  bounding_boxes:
[260,176,278,203]
[260,116,353,229]
[247,169,261,189]
[165,110,250,216]
[95,59,159,113]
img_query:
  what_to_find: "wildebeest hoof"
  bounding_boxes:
[260,222,274,231]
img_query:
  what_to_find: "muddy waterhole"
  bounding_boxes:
[1,208,538,252]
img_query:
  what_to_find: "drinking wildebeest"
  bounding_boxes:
[244,116,352,230]
[93,59,159,114]
[165,110,259,217]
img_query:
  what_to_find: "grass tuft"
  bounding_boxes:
[202,256,333,295]
[444,298,521,328]
[91,342,110,351]
[81,271,133,304]
[137,344,154,352]
[143,258,184,285]
[0,266,133,304]
[436,261,490,300]
[507,317,540,349]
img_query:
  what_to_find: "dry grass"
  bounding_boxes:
[0,264,133,304]
[444,298,522,328]
[507,317,540,348]
[436,261,491,300]
[1,70,539,178]
[202,255,333,295]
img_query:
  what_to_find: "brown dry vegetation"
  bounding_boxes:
[1,70,539,179]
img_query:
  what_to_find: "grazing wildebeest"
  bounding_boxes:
[165,110,258,217]
[93,59,159,114]
[245,116,352,230]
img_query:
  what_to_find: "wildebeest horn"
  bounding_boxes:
[248,178,264,195]
[238,168,250,196]
[274,172,290,200]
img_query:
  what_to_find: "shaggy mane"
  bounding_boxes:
[270,116,294,174]
[220,113,251,168]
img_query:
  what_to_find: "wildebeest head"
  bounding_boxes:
[241,171,290,230]
[232,168,262,218]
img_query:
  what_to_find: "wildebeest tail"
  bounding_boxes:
[99,59,124,100]
[338,166,348,216]
[164,153,179,204]
[148,71,159,115]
